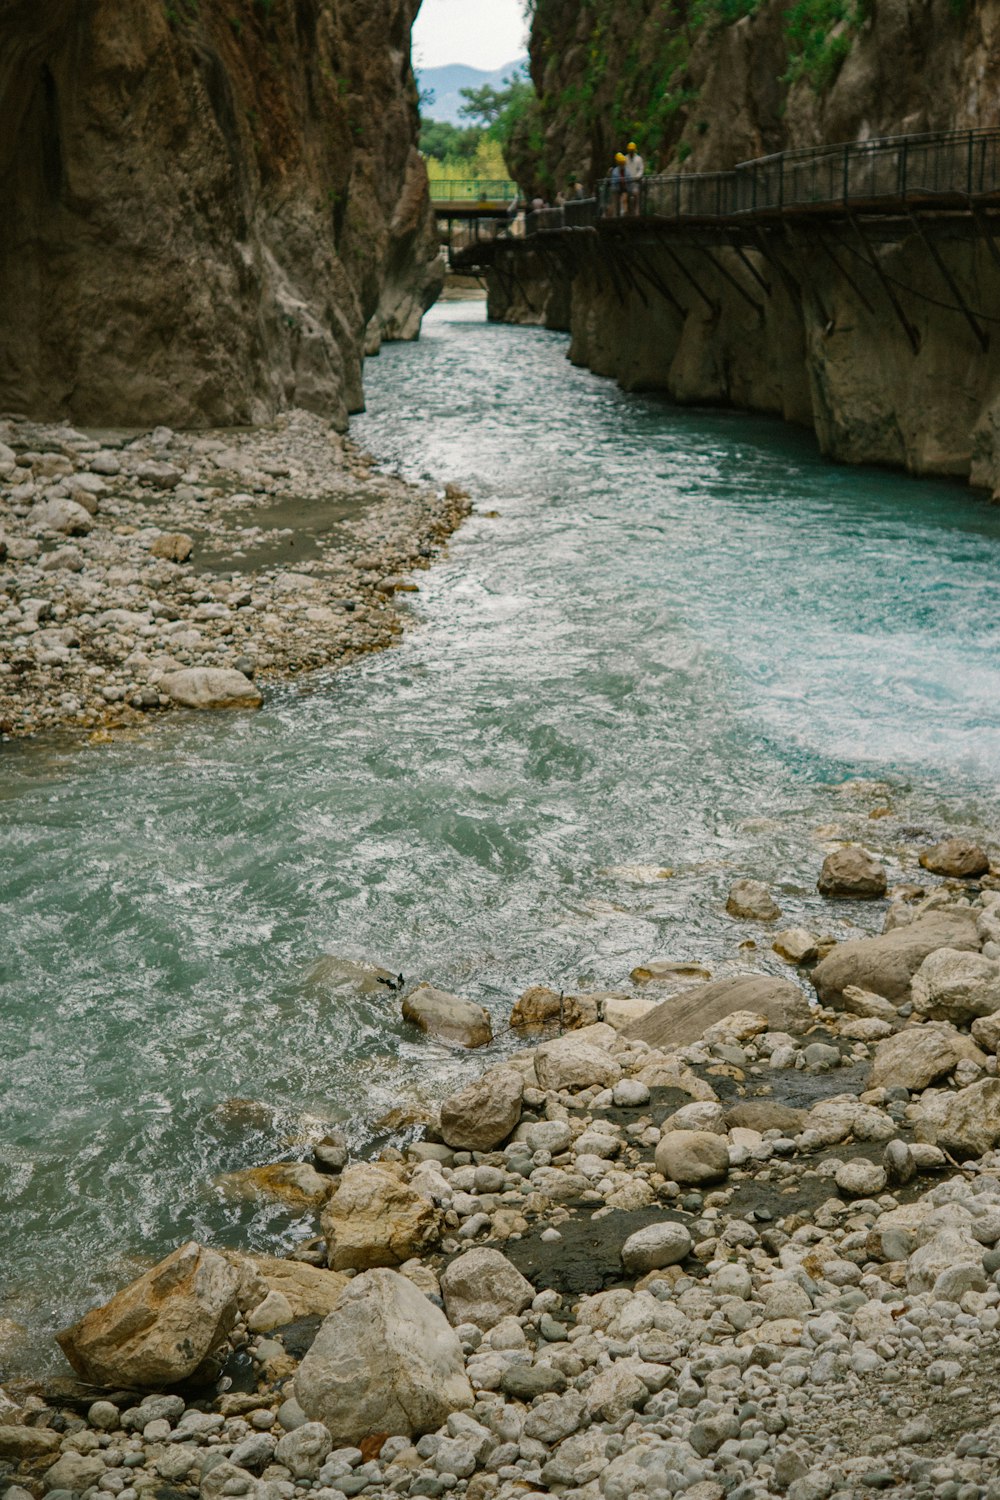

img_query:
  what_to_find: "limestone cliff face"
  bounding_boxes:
[0,0,443,429]
[515,0,1000,189]
[498,0,1000,492]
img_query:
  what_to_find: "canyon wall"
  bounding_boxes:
[0,0,443,430]
[494,0,1000,492]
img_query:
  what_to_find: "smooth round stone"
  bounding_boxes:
[621,1220,693,1273]
[612,1078,651,1107]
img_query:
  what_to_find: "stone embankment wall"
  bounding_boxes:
[488,234,1000,487]
[0,0,443,431]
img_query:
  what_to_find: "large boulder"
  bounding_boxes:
[322,1163,440,1271]
[910,948,1000,1023]
[621,1222,692,1274]
[919,838,990,879]
[294,1269,474,1444]
[534,1032,622,1093]
[817,847,887,899]
[401,984,492,1048]
[56,1242,239,1388]
[439,1248,534,1330]
[811,910,980,1007]
[913,1079,1000,1160]
[725,880,781,921]
[655,1130,730,1185]
[159,668,262,710]
[439,1067,523,1151]
[510,986,600,1031]
[624,975,812,1050]
[867,1025,961,1091]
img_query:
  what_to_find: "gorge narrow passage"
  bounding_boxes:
[3,301,1000,1371]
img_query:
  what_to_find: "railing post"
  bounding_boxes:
[675,176,680,219]
[968,130,975,197]
[900,137,908,202]
[778,154,784,210]
[842,144,849,207]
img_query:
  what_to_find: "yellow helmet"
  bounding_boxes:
[615,152,626,163]
[627,142,637,151]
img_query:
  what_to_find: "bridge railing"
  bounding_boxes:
[429,178,518,203]
[539,127,1000,232]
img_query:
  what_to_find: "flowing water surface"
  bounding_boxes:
[4,301,1000,1370]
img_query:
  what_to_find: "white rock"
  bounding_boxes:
[294,1269,473,1444]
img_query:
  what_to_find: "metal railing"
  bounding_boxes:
[429,178,518,203]
[558,127,1000,228]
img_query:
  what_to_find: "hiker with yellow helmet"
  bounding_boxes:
[625,141,645,216]
[609,152,628,217]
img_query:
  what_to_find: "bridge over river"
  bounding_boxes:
[452,128,1000,352]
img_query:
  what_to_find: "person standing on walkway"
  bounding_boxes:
[625,141,645,216]
[609,153,627,216]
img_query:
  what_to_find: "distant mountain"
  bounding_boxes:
[417,58,528,126]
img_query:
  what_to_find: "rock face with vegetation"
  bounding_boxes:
[496,0,1000,492]
[0,0,443,431]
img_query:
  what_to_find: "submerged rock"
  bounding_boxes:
[56,1241,239,1388]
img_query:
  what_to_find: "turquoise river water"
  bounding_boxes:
[3,300,1000,1372]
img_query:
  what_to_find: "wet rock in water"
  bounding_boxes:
[910,947,1000,1023]
[294,1268,473,1444]
[149,531,194,562]
[620,1221,692,1273]
[630,959,712,985]
[773,927,820,964]
[159,667,262,710]
[726,879,782,921]
[655,1129,730,1185]
[811,909,980,1006]
[439,1247,534,1329]
[534,1031,622,1092]
[867,1025,961,1091]
[509,984,600,1030]
[306,956,403,997]
[817,846,888,899]
[322,1162,440,1270]
[919,837,990,879]
[225,1161,333,1209]
[439,1066,523,1150]
[625,974,812,1050]
[401,983,492,1047]
[56,1241,239,1388]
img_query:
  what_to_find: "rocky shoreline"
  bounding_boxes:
[5,837,1000,1499]
[0,413,471,740]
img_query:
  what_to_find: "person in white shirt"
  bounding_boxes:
[624,142,645,216]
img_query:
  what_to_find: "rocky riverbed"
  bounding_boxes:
[0,413,471,739]
[5,838,1000,1500]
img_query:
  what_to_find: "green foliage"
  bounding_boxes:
[783,0,857,87]
[419,119,484,162]
[459,65,535,150]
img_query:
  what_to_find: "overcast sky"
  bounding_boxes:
[412,0,528,70]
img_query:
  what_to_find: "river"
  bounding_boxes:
[3,299,1000,1372]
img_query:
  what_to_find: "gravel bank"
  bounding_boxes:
[6,852,1000,1499]
[0,412,471,739]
